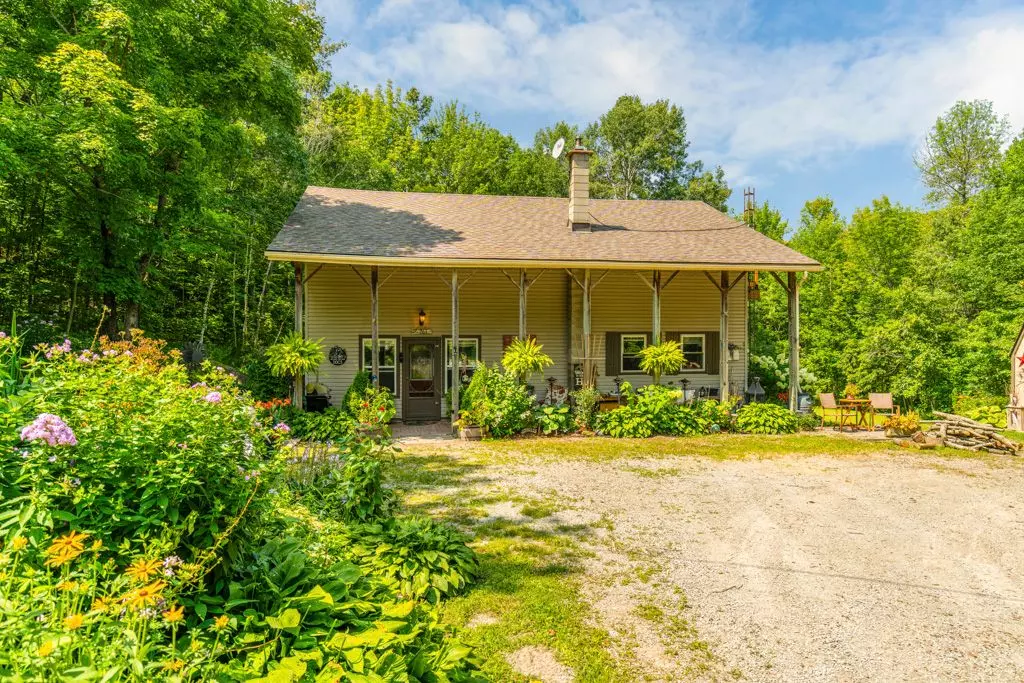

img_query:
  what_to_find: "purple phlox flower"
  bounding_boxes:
[20,450,30,459]
[203,391,222,404]
[162,555,182,576]
[273,422,291,433]
[20,413,77,447]
[123,350,132,357]
[191,381,207,389]
[177,442,188,450]
[0,331,6,339]
[102,349,118,357]
[61,339,71,352]
[77,350,97,363]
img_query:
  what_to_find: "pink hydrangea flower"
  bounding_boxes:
[204,391,222,404]
[20,413,77,447]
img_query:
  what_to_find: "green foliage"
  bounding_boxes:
[750,201,789,241]
[915,99,1011,205]
[300,407,354,443]
[350,386,397,427]
[796,413,822,432]
[501,337,554,381]
[638,340,684,384]
[343,370,372,416]
[0,334,481,681]
[459,364,535,438]
[345,517,479,604]
[596,384,708,438]
[735,403,798,435]
[584,95,731,209]
[241,356,290,401]
[534,403,573,435]
[952,395,1007,428]
[571,387,602,431]
[693,398,735,433]
[265,332,325,379]
[883,411,921,436]
[0,335,268,553]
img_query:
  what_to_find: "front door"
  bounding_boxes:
[402,338,442,421]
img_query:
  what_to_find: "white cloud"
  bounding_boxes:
[328,1,1024,186]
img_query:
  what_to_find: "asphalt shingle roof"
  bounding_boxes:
[266,186,820,270]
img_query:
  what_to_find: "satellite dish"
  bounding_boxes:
[551,137,565,159]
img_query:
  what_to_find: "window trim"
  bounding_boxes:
[441,335,482,393]
[677,333,706,373]
[358,335,401,398]
[620,333,648,374]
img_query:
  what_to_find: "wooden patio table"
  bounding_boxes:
[838,398,872,430]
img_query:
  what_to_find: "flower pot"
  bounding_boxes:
[459,425,484,441]
[304,393,331,413]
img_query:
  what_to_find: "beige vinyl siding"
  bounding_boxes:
[304,265,569,419]
[570,270,748,396]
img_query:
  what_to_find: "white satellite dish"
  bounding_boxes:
[551,137,565,159]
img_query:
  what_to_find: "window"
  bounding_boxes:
[361,337,398,396]
[445,337,480,391]
[620,334,647,373]
[680,334,705,371]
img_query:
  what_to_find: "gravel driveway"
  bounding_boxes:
[408,439,1024,682]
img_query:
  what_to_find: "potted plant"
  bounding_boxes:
[843,382,860,399]
[352,385,396,440]
[265,332,325,410]
[454,404,486,441]
[884,411,920,438]
[501,337,553,384]
[639,340,684,385]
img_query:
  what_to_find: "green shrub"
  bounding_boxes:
[342,370,372,416]
[240,356,290,401]
[693,398,734,433]
[458,363,534,437]
[344,516,478,604]
[736,402,798,434]
[596,384,708,437]
[0,334,270,554]
[952,394,1006,428]
[796,412,821,432]
[571,387,601,431]
[350,385,396,427]
[300,407,353,442]
[534,403,573,434]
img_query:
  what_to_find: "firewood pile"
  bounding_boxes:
[925,411,1022,455]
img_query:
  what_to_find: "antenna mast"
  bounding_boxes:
[743,187,756,225]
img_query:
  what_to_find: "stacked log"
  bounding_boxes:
[926,412,1022,455]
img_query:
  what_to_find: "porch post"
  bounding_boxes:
[720,271,729,400]
[582,269,592,386]
[651,270,662,343]
[518,268,527,340]
[451,269,460,430]
[370,266,379,389]
[293,262,304,409]
[788,271,800,412]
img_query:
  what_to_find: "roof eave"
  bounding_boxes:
[264,250,823,272]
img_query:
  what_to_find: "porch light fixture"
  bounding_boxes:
[418,309,426,328]
[748,272,761,300]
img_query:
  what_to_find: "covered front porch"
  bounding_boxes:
[289,261,804,425]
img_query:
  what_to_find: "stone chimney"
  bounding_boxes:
[567,137,593,232]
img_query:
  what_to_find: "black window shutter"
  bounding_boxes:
[706,331,720,375]
[605,332,620,378]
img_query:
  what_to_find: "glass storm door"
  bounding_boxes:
[402,338,442,421]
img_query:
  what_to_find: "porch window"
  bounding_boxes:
[361,337,398,396]
[620,334,647,373]
[444,337,480,392]
[680,334,705,371]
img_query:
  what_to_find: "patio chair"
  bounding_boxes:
[868,393,899,429]
[818,393,851,431]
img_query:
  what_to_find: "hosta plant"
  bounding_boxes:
[735,402,798,434]
[534,403,573,434]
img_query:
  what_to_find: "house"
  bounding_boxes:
[1008,323,1024,430]
[265,141,820,424]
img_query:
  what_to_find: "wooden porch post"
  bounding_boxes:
[518,268,527,340]
[370,266,379,389]
[651,270,662,344]
[788,271,800,412]
[582,269,592,385]
[293,262,304,409]
[451,269,460,431]
[720,271,729,400]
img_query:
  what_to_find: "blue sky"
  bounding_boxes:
[318,0,1024,227]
